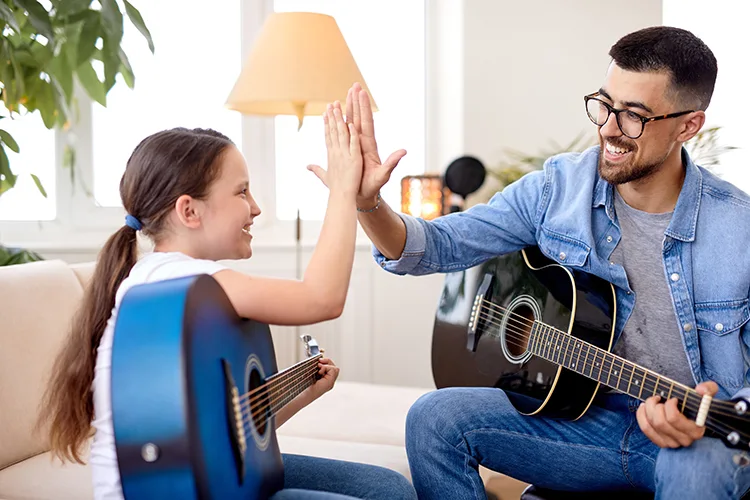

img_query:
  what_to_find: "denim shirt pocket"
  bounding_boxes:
[694,298,750,389]
[538,226,591,269]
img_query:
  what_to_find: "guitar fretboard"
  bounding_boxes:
[528,322,702,417]
[263,355,321,415]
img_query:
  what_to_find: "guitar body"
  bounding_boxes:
[432,247,617,419]
[111,274,284,499]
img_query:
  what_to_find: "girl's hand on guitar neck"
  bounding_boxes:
[636,380,718,448]
[306,358,340,401]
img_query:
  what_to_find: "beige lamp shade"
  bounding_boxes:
[226,12,377,129]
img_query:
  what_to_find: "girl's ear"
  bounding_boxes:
[174,195,203,229]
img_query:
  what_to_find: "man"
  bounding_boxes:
[310,26,750,499]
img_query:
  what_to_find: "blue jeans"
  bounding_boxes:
[405,388,750,500]
[270,453,417,500]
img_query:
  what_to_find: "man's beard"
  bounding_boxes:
[598,136,665,185]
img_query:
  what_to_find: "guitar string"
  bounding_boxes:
[239,355,321,410]
[477,297,741,413]
[474,309,746,421]
[238,354,321,405]
[240,363,321,426]
[239,362,320,418]
[474,310,750,440]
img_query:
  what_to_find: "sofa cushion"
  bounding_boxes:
[69,262,96,290]
[276,381,430,447]
[0,260,86,470]
[0,450,92,500]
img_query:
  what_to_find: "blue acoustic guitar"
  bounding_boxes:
[111,273,322,499]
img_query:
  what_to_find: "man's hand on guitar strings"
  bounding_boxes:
[636,380,718,448]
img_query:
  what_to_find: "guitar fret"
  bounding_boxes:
[548,327,556,361]
[544,326,553,360]
[606,352,614,386]
[626,363,636,396]
[574,338,583,372]
[597,349,605,383]
[585,344,593,377]
[667,382,674,401]
[549,327,558,362]
[654,375,661,398]
[681,389,688,413]
[638,369,647,399]
[563,334,572,368]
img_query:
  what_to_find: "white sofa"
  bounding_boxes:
[0,259,526,499]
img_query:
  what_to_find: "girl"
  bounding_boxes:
[38,101,416,500]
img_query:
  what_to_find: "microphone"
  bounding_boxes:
[443,156,486,213]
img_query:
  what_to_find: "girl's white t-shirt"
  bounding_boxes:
[89,251,227,500]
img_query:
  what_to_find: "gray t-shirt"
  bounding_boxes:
[610,190,695,387]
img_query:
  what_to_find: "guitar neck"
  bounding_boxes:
[263,355,322,415]
[529,323,703,418]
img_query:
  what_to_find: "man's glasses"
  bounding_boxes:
[584,92,694,139]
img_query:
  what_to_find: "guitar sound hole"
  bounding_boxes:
[505,304,534,358]
[247,368,270,436]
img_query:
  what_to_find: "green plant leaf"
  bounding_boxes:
[30,173,47,197]
[0,2,21,33]
[76,10,100,66]
[49,50,74,103]
[100,0,123,47]
[0,245,44,265]
[101,37,119,92]
[12,0,54,41]
[0,145,18,196]
[54,0,93,19]
[35,80,58,128]
[124,0,154,53]
[118,47,134,88]
[0,129,20,153]
[76,61,106,106]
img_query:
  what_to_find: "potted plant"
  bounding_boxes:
[0,0,153,266]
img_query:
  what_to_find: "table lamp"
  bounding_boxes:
[226,11,377,130]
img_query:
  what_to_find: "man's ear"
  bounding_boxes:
[676,110,706,143]
[174,194,203,229]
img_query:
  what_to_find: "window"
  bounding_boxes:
[91,0,242,207]
[663,0,750,194]
[273,0,426,220]
[0,108,56,221]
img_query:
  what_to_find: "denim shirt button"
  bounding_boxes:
[683,323,692,332]
[716,323,724,332]
[670,273,680,282]
[559,252,566,261]
[607,236,613,243]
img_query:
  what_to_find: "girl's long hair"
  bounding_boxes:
[37,127,233,463]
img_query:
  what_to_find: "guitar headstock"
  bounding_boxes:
[300,334,321,358]
[709,398,750,450]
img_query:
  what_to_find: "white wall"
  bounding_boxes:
[27,1,664,389]
[428,0,664,202]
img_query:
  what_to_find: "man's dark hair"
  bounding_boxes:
[609,26,717,111]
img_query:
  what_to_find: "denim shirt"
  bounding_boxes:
[374,146,750,401]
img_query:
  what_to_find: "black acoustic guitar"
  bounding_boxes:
[431,246,750,450]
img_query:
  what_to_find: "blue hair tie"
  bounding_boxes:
[125,214,143,231]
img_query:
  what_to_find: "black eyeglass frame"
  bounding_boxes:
[583,92,695,139]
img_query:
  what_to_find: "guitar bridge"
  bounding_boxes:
[222,359,247,485]
[467,274,495,352]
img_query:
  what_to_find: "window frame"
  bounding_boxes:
[0,0,431,250]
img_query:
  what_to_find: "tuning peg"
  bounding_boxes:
[735,400,748,415]
[728,431,740,445]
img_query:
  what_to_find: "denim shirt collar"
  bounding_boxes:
[592,147,703,242]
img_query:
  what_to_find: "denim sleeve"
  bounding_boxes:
[373,164,550,276]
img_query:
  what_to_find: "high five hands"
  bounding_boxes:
[308,82,407,206]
